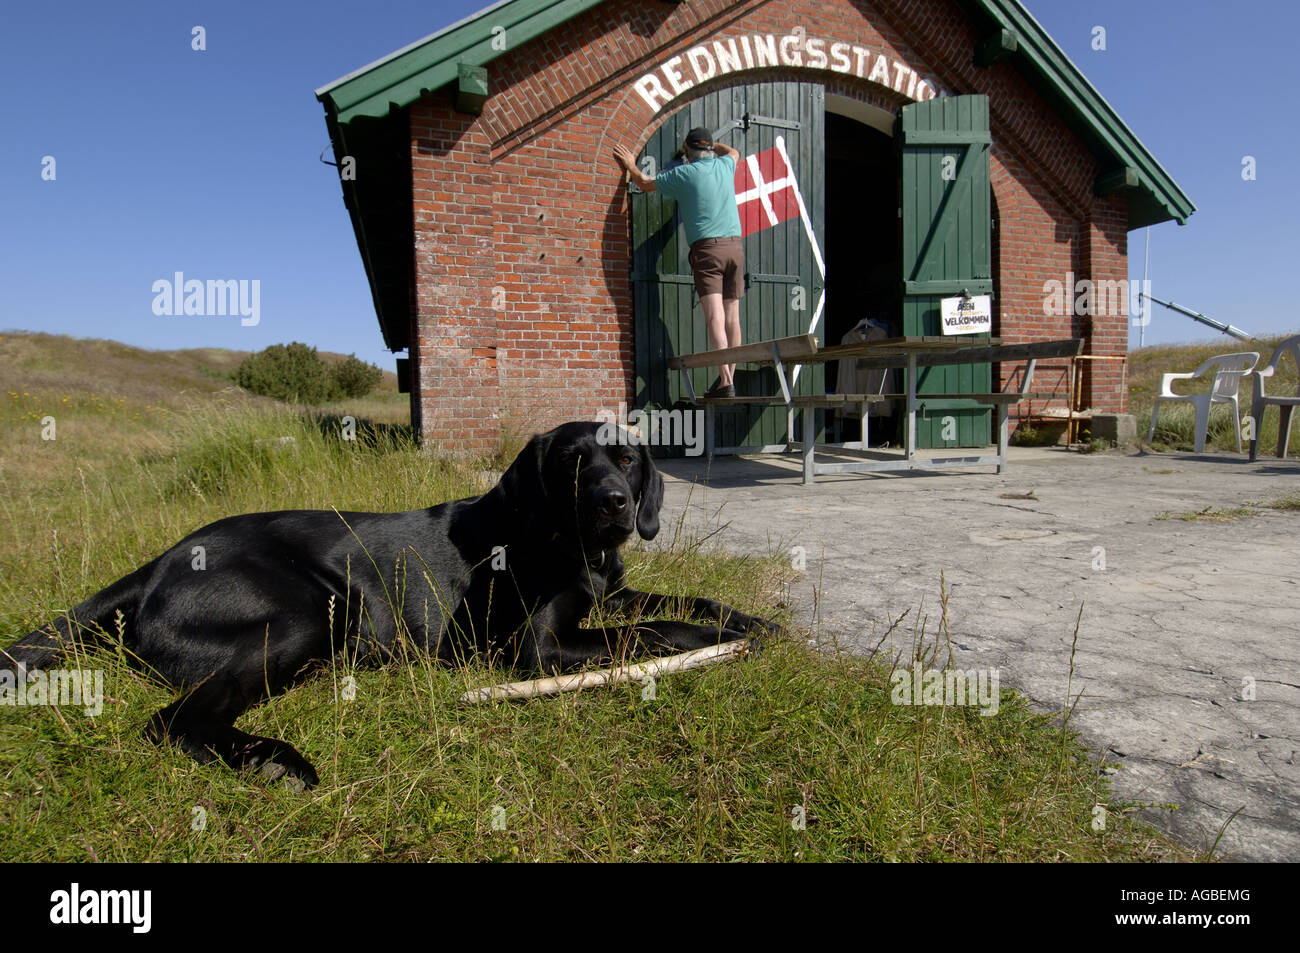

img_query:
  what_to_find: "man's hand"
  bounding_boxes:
[613,144,637,172]
[614,145,656,192]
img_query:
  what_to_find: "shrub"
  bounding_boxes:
[235,342,334,404]
[330,354,383,399]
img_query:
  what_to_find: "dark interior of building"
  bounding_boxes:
[824,111,900,441]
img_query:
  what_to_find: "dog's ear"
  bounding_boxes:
[498,430,553,516]
[634,444,664,540]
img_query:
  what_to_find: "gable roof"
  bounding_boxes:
[316,0,1194,350]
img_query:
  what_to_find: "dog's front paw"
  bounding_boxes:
[726,610,783,639]
[245,742,319,791]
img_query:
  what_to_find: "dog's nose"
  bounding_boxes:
[598,488,629,517]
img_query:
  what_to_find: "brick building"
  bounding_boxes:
[316,0,1193,453]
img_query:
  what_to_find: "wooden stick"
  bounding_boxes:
[458,640,752,705]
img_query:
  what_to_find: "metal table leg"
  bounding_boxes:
[905,353,917,462]
[802,405,815,485]
[996,403,1009,473]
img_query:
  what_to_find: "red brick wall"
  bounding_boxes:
[1081,193,1130,414]
[407,0,1131,453]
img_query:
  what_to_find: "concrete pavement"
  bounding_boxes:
[654,444,1300,862]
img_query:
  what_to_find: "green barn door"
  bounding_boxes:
[632,81,825,452]
[898,95,993,448]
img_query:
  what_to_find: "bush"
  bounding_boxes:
[330,354,383,399]
[235,344,383,404]
[236,343,333,404]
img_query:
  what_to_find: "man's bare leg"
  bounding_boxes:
[723,296,741,386]
[701,292,732,387]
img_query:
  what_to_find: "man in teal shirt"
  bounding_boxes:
[616,127,743,398]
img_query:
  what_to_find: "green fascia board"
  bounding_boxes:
[315,0,608,123]
[969,0,1195,227]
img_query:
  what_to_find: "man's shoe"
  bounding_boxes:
[703,382,735,399]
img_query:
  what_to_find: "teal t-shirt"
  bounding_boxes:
[654,154,742,246]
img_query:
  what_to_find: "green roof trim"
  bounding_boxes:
[315,0,608,123]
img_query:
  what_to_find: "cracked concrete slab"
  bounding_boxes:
[654,445,1300,862]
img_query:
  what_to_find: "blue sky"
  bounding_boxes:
[1,0,1296,372]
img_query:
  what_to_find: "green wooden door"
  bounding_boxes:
[898,95,993,448]
[632,81,825,452]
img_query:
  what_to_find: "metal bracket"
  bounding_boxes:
[773,341,792,405]
[681,365,697,404]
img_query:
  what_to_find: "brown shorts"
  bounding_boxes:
[688,236,745,300]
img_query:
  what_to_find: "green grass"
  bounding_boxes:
[0,332,1196,861]
[1154,490,1300,523]
[1156,505,1258,523]
[1010,423,1060,448]
[0,621,1188,861]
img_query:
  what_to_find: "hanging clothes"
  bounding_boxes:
[833,316,896,417]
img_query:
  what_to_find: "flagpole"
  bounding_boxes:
[1141,226,1150,349]
[773,135,825,387]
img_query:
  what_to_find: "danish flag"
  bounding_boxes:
[733,146,801,236]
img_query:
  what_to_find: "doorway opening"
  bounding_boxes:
[824,107,900,443]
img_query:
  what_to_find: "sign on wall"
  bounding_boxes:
[939,294,992,335]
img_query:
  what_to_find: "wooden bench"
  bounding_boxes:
[665,334,1083,480]
[666,333,819,370]
[667,333,819,408]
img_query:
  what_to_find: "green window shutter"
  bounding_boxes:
[898,94,994,448]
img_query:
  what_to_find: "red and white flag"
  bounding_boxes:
[733,146,801,237]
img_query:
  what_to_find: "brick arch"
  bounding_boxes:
[593,65,928,229]
[603,65,923,161]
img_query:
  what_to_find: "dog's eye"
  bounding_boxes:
[618,450,635,469]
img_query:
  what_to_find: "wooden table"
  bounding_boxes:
[668,334,1084,483]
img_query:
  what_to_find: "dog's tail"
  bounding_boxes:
[1,562,153,677]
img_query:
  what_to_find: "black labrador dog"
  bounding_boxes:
[2,421,778,788]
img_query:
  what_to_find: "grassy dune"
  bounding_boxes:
[0,332,1195,861]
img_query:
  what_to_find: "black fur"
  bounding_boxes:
[2,421,778,788]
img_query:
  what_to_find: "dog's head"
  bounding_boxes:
[498,421,664,553]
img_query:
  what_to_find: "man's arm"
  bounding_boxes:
[614,145,656,192]
[713,142,740,161]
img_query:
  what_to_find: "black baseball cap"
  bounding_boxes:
[685,127,713,149]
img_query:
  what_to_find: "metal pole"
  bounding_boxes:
[1141,227,1150,349]
[1140,293,1252,342]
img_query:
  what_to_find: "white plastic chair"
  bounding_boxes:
[1148,351,1258,453]
[1249,335,1300,461]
